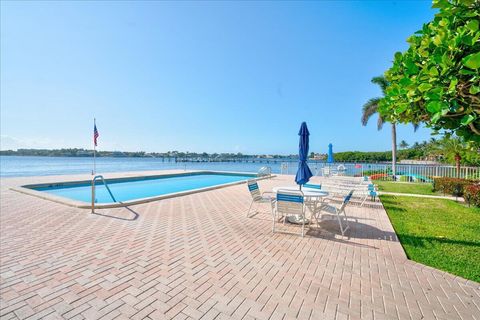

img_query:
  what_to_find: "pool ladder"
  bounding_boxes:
[91,175,117,213]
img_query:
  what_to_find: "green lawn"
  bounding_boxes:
[375,181,437,195]
[381,195,480,282]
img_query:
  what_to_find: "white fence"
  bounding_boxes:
[281,162,480,183]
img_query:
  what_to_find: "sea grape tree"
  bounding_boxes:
[378,0,480,144]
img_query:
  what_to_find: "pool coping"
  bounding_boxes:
[11,170,273,209]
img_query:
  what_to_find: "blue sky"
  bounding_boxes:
[1,1,436,155]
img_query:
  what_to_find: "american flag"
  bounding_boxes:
[94,124,99,146]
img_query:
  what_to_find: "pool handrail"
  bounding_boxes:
[91,175,117,213]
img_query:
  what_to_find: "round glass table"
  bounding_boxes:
[272,186,329,225]
[272,186,329,198]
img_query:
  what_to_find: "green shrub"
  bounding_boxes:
[362,169,389,176]
[433,177,475,197]
[464,184,480,207]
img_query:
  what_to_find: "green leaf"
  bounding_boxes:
[426,101,443,113]
[396,103,409,113]
[448,78,458,92]
[461,114,475,126]
[405,60,419,75]
[459,69,476,75]
[399,77,412,86]
[429,67,439,76]
[418,83,433,92]
[394,52,402,61]
[406,35,419,45]
[431,113,442,123]
[432,0,449,9]
[433,35,443,46]
[470,86,480,95]
[462,52,480,69]
[466,20,479,32]
[461,35,473,46]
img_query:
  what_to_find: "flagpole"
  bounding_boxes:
[93,118,96,176]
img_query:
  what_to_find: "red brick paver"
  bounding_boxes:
[1,172,479,320]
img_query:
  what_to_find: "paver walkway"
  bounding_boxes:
[1,172,479,320]
[379,192,465,202]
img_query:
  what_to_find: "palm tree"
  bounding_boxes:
[361,76,400,176]
[430,137,465,177]
[399,140,409,149]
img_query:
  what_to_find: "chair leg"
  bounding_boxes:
[342,209,350,231]
[301,216,305,237]
[336,210,345,236]
[360,195,367,207]
[246,200,254,218]
[271,205,277,234]
[272,214,276,233]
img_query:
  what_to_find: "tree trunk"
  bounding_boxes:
[391,123,397,178]
[455,153,461,178]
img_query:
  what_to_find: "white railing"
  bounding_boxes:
[258,166,272,178]
[281,162,289,175]
[280,162,479,183]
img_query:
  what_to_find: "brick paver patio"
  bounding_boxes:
[1,172,479,320]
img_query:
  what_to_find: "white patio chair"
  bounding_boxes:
[273,189,306,237]
[319,180,377,207]
[316,190,354,236]
[246,180,276,218]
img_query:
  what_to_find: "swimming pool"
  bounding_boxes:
[19,171,259,208]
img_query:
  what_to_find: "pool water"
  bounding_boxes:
[30,173,256,203]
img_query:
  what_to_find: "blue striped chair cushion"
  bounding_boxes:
[248,183,259,191]
[303,183,321,189]
[277,194,304,203]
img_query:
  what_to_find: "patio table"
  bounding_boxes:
[272,186,329,198]
[272,186,329,225]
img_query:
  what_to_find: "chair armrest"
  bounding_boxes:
[262,191,276,197]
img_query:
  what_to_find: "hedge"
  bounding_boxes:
[464,185,480,207]
[433,178,476,197]
[370,173,390,180]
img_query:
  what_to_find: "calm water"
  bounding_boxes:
[32,173,256,203]
[0,156,385,178]
[0,156,301,178]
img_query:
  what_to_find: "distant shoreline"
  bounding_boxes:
[0,148,456,165]
[0,154,442,166]
[0,150,294,160]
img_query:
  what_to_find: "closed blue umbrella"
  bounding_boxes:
[327,143,334,164]
[295,122,313,187]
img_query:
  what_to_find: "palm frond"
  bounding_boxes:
[361,97,381,126]
[371,76,389,95]
[412,123,420,132]
[377,116,384,130]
